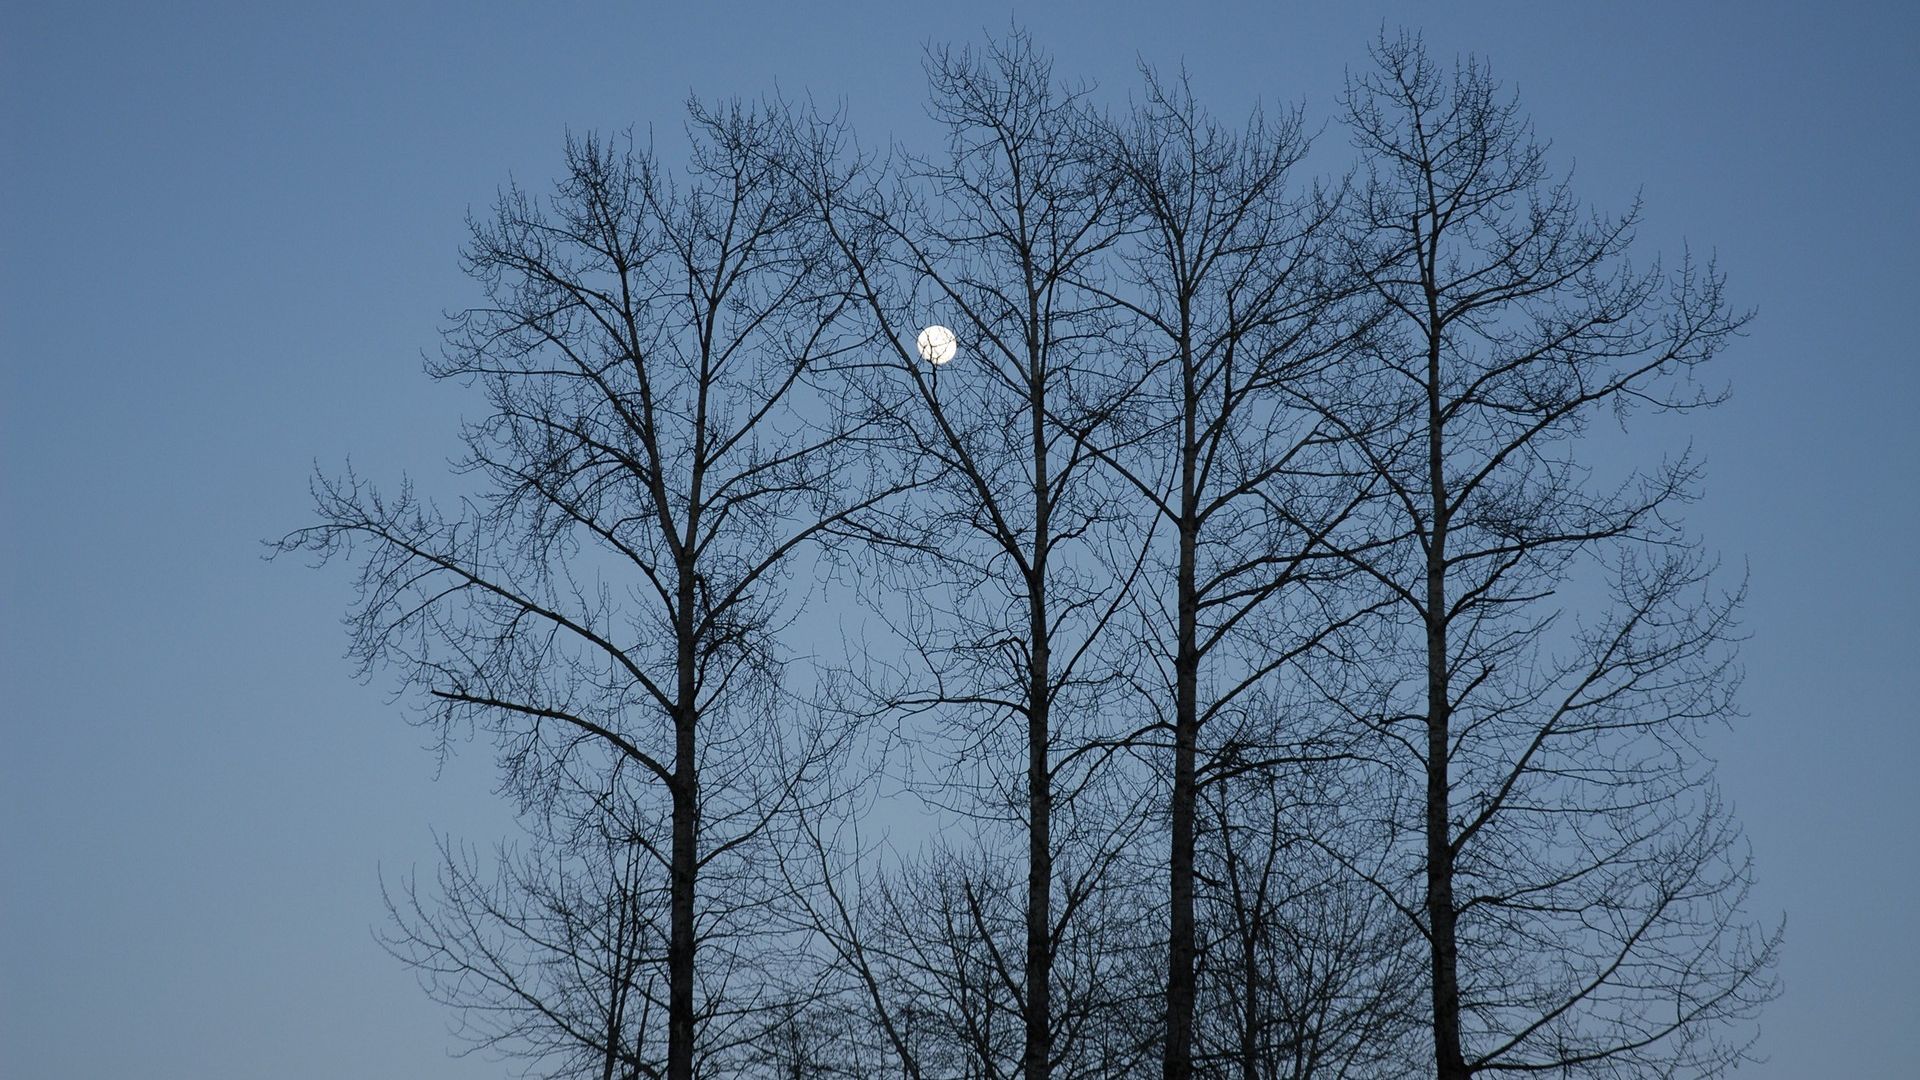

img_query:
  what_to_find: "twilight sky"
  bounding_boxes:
[3,3,1915,1077]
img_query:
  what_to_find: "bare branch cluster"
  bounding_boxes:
[279,26,1776,1080]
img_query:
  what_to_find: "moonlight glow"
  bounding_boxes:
[917,324,957,365]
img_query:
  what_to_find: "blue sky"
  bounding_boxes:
[3,2,1915,1076]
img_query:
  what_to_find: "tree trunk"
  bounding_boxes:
[1424,321,1469,1080]
[1239,886,1260,1080]
[1025,343,1054,1080]
[1165,343,1200,1080]
[1165,557,1198,1080]
[668,566,699,1080]
[668,725,696,1080]
[1026,618,1053,1080]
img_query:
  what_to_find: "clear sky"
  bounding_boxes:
[3,2,1915,1077]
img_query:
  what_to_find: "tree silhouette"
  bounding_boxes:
[1319,32,1780,1079]
[283,28,1779,1080]
[788,32,1145,1080]
[279,105,904,1080]
[1079,70,1382,1080]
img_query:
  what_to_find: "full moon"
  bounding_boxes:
[917,324,957,365]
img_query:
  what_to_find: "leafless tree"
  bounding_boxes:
[778,766,1158,1080]
[277,102,903,1080]
[1071,70,1389,1080]
[1317,32,1780,1079]
[783,31,1149,1080]
[378,805,662,1079]
[1192,755,1425,1080]
[281,29,1779,1080]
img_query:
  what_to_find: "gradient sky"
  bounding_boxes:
[4,3,1915,1077]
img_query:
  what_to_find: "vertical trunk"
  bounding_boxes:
[1165,544,1198,1080]
[1422,315,1469,1080]
[1239,889,1260,1080]
[1165,324,1200,1080]
[1424,579,1466,1080]
[1025,332,1054,1080]
[1026,602,1053,1080]
[668,735,696,1080]
[668,564,699,1080]
[603,868,633,1080]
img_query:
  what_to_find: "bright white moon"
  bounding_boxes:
[917,324,957,365]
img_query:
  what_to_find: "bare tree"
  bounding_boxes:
[787,31,1148,1080]
[278,103,900,1080]
[1319,32,1780,1079]
[280,29,1779,1080]
[1192,755,1425,1080]
[379,806,662,1079]
[1060,69,1398,1080]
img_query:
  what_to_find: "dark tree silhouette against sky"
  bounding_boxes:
[3,4,1915,1079]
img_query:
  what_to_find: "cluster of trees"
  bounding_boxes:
[280,30,1778,1080]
